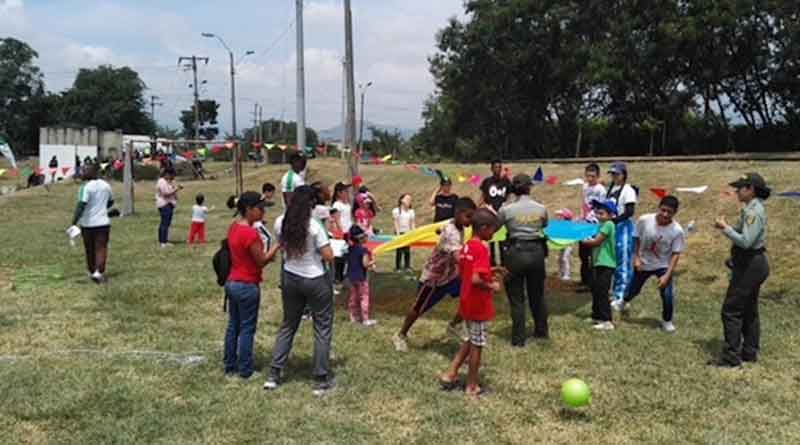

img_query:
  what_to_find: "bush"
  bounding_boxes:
[109,163,160,182]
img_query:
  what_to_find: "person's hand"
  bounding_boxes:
[658,274,671,289]
[634,256,643,271]
[489,281,501,292]
[492,266,509,280]
[714,216,727,230]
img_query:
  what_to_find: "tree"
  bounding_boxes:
[180,100,220,140]
[58,65,155,134]
[0,37,51,154]
[242,119,319,147]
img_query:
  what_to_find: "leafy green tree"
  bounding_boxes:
[180,100,220,140]
[58,65,155,134]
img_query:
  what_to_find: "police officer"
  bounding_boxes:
[712,173,771,368]
[498,174,549,346]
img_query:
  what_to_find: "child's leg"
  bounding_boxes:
[612,220,635,300]
[442,341,471,382]
[403,247,411,270]
[360,281,371,320]
[559,247,572,280]
[348,282,361,321]
[579,244,593,286]
[188,223,196,244]
[623,270,653,304]
[465,321,487,392]
[199,222,206,243]
[593,267,614,321]
[81,228,96,274]
[399,284,433,336]
[656,269,675,322]
[94,227,110,274]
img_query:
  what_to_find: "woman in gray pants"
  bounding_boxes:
[265,186,336,396]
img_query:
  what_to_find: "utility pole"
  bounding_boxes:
[358,82,373,153]
[252,103,259,137]
[178,56,209,146]
[258,105,263,144]
[343,0,357,177]
[296,0,307,155]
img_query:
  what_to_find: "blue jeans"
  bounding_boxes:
[158,204,174,244]
[612,219,636,301]
[223,281,261,377]
[624,268,676,322]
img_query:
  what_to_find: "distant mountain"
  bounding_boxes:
[319,121,417,142]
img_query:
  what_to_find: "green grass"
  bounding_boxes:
[1,158,799,444]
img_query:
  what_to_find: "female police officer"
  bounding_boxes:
[497,174,549,346]
[712,173,771,367]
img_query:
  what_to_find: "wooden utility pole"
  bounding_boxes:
[122,141,134,216]
[177,56,209,146]
[150,95,163,123]
[343,0,358,177]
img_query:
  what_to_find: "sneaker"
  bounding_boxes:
[160,243,173,248]
[362,319,378,327]
[312,377,336,396]
[593,321,615,331]
[611,299,627,312]
[240,371,261,381]
[661,321,676,333]
[91,271,105,283]
[560,275,572,282]
[392,333,408,352]
[263,369,281,390]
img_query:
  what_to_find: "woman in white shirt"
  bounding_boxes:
[606,162,638,303]
[155,167,181,248]
[392,193,416,272]
[266,186,336,396]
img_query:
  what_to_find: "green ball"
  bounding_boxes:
[561,378,591,408]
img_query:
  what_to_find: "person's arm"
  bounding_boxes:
[410,210,416,231]
[613,203,635,224]
[581,232,607,248]
[72,202,87,226]
[248,239,271,268]
[320,245,334,263]
[633,237,642,270]
[659,252,681,289]
[429,188,439,207]
[718,214,763,249]
[393,210,401,235]
[362,252,376,270]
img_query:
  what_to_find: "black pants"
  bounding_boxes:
[721,253,769,365]
[504,241,548,345]
[592,266,614,322]
[334,257,346,283]
[395,247,411,270]
[81,226,110,274]
[579,243,594,286]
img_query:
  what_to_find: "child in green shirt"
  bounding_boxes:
[580,199,618,330]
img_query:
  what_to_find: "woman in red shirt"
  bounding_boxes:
[223,191,280,379]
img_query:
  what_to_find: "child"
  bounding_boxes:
[188,193,209,244]
[579,163,607,289]
[347,225,377,326]
[261,182,276,204]
[354,190,376,236]
[331,182,353,233]
[613,196,686,333]
[392,193,416,272]
[580,199,618,330]
[429,176,458,222]
[555,208,576,281]
[392,197,477,352]
[329,208,347,285]
[439,209,502,397]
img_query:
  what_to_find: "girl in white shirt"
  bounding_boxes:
[392,193,416,272]
[331,182,353,233]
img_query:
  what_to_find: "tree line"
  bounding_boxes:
[412,0,800,160]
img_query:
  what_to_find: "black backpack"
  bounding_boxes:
[212,239,231,311]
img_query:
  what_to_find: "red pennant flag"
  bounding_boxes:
[225,142,235,149]
[61,167,71,175]
[113,160,124,171]
[211,145,224,154]
[546,176,560,185]
[50,168,58,174]
[405,164,419,171]
[184,151,195,159]
[650,187,669,199]
[36,167,45,175]
[8,169,19,177]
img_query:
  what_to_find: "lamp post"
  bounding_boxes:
[358,81,373,153]
[202,32,254,195]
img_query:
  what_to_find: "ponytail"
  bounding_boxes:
[226,195,246,217]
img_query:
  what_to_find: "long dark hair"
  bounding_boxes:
[282,185,315,259]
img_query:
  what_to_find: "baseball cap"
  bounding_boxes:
[237,191,269,210]
[440,176,452,186]
[512,173,533,187]
[591,198,618,215]
[608,162,627,175]
[729,172,769,191]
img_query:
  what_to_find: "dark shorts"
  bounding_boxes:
[412,279,461,314]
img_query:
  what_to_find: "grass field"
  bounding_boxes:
[1,157,799,444]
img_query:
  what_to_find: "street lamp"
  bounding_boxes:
[358,81,373,152]
[202,32,254,196]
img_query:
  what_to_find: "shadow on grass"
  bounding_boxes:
[694,338,724,360]
[623,316,662,329]
[557,408,592,423]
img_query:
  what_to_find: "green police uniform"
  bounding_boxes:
[498,174,549,346]
[719,173,770,366]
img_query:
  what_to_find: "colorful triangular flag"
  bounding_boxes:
[61,167,71,175]
[469,175,483,186]
[564,178,584,186]
[650,188,669,199]
[675,186,709,194]
[533,166,544,183]
[546,176,559,185]
[382,154,393,162]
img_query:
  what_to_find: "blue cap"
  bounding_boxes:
[608,162,627,175]
[591,198,618,216]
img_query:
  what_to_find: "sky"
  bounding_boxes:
[1,0,467,134]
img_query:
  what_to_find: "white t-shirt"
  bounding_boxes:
[635,213,687,271]
[78,179,113,228]
[332,201,353,232]
[312,204,331,223]
[281,169,306,193]
[582,183,607,223]
[274,216,330,278]
[608,183,638,215]
[253,221,273,252]
[392,207,415,233]
[191,205,208,223]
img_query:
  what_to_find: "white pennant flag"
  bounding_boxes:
[564,178,585,186]
[676,186,709,194]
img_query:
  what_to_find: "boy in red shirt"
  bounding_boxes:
[439,209,504,397]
